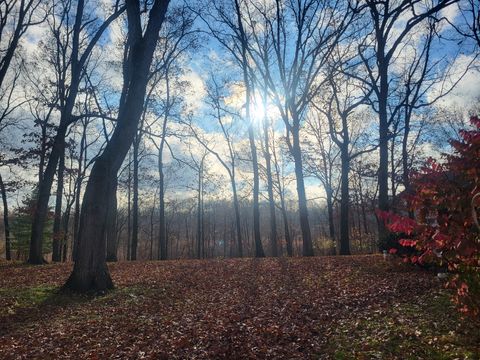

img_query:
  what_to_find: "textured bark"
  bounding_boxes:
[105,179,118,262]
[64,0,170,292]
[0,173,11,260]
[52,146,65,262]
[72,123,87,261]
[339,146,351,255]
[131,133,139,260]
[377,66,390,250]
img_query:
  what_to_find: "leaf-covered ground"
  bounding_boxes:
[0,256,478,359]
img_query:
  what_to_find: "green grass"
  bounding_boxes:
[327,290,479,359]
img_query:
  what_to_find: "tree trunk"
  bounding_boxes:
[248,125,265,258]
[234,0,263,258]
[64,0,170,292]
[106,179,118,262]
[402,115,415,219]
[273,147,293,256]
[127,155,132,260]
[158,152,166,260]
[291,128,314,256]
[196,157,204,259]
[29,0,123,265]
[325,185,336,255]
[157,74,169,261]
[263,111,278,257]
[0,173,11,260]
[377,60,390,251]
[52,146,65,262]
[231,178,243,257]
[390,135,396,202]
[72,122,87,261]
[29,0,84,263]
[339,146,351,255]
[61,204,72,262]
[131,133,139,260]
[29,124,68,264]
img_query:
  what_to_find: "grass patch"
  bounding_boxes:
[326,290,479,359]
[0,286,58,315]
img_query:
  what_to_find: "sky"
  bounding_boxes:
[1,0,479,211]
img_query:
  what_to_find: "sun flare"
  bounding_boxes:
[249,94,276,123]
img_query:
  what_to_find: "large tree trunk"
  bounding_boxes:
[291,128,314,256]
[106,179,118,262]
[0,173,11,260]
[72,123,87,261]
[64,0,170,292]
[377,61,390,251]
[339,146,351,255]
[131,133,140,260]
[52,146,65,262]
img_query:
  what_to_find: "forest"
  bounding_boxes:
[0,0,479,358]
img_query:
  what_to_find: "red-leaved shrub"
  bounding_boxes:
[379,116,480,317]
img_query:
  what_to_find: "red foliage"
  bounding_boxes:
[380,116,480,317]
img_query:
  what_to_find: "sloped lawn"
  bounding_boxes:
[0,256,478,359]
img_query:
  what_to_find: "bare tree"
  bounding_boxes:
[316,71,375,255]
[243,0,357,256]
[0,0,45,89]
[142,6,197,260]
[64,0,170,292]
[199,0,266,257]
[449,0,480,47]
[356,0,459,249]
[29,0,125,264]
[187,74,245,258]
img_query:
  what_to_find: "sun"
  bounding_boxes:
[249,93,277,123]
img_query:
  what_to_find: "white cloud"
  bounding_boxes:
[430,55,480,109]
